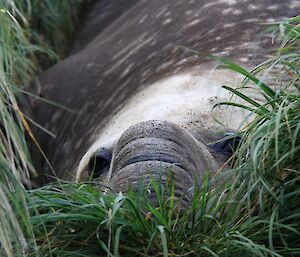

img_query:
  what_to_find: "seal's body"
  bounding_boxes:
[31,0,299,191]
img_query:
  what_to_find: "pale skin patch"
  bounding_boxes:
[290,1,300,8]
[218,0,237,5]
[248,4,259,10]
[222,8,233,15]
[223,23,236,29]
[76,67,254,181]
[267,5,279,11]
[139,14,148,23]
[162,18,172,25]
[233,9,242,15]
[156,7,168,18]
[186,19,202,27]
[120,63,135,78]
[105,36,154,76]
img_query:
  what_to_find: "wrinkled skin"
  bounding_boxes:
[29,0,299,196]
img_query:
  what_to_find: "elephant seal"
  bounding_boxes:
[30,0,299,195]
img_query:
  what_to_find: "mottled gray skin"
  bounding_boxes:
[30,0,299,190]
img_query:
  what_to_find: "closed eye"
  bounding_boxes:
[88,148,112,179]
[210,133,242,157]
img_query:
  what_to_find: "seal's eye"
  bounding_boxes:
[88,148,112,179]
[210,133,242,157]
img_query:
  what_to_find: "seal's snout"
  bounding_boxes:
[108,120,219,198]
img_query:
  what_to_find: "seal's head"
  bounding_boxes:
[75,69,254,200]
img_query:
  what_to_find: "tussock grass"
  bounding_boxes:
[26,177,275,256]
[0,1,84,256]
[214,16,300,255]
[1,3,299,256]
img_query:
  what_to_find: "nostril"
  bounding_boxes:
[88,148,112,179]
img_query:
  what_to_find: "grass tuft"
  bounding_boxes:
[0,0,84,255]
